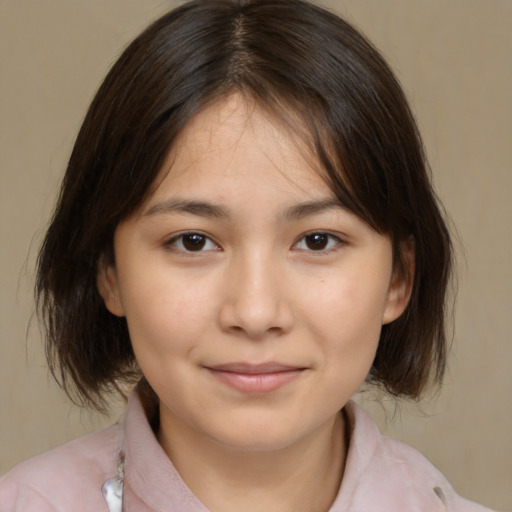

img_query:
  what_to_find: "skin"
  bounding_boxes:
[98,94,412,512]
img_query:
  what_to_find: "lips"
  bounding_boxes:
[204,362,306,393]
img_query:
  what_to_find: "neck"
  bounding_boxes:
[157,409,347,512]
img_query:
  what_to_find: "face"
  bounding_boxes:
[99,95,410,453]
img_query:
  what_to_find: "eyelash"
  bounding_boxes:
[165,232,220,254]
[165,231,344,255]
[292,232,344,254]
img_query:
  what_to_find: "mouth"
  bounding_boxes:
[203,362,307,394]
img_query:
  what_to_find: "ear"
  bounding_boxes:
[382,238,415,325]
[97,257,125,317]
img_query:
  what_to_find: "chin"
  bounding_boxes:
[203,413,313,453]
[213,430,299,453]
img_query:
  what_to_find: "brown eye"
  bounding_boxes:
[293,232,342,253]
[182,233,206,251]
[167,232,219,253]
[305,233,329,250]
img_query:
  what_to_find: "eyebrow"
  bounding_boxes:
[144,199,230,218]
[283,198,347,220]
[143,197,346,220]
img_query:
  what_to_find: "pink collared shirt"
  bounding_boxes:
[0,392,494,511]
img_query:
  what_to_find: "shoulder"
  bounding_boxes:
[0,423,122,512]
[376,435,493,512]
[337,401,495,512]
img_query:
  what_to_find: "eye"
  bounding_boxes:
[166,232,220,253]
[293,232,343,252]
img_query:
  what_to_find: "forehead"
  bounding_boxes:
[148,94,333,204]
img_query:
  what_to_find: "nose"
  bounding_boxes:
[217,251,294,340]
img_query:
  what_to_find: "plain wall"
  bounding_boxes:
[1,1,510,509]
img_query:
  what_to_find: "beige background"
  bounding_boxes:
[1,1,510,510]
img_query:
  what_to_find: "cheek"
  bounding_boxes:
[304,275,389,338]
[117,264,216,358]
[123,282,213,399]
[302,275,388,379]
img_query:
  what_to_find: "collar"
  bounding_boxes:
[120,392,448,511]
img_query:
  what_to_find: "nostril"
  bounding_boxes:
[225,323,284,340]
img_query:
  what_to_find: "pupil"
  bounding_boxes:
[183,234,206,251]
[306,233,328,250]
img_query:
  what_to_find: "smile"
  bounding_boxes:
[204,363,306,394]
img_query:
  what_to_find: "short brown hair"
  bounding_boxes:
[37,0,452,410]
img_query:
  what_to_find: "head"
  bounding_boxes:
[37,0,452,412]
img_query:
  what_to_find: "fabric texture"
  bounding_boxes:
[0,392,494,512]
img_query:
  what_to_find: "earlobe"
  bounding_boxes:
[382,238,415,325]
[97,260,125,317]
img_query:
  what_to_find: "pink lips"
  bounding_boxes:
[205,363,305,393]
